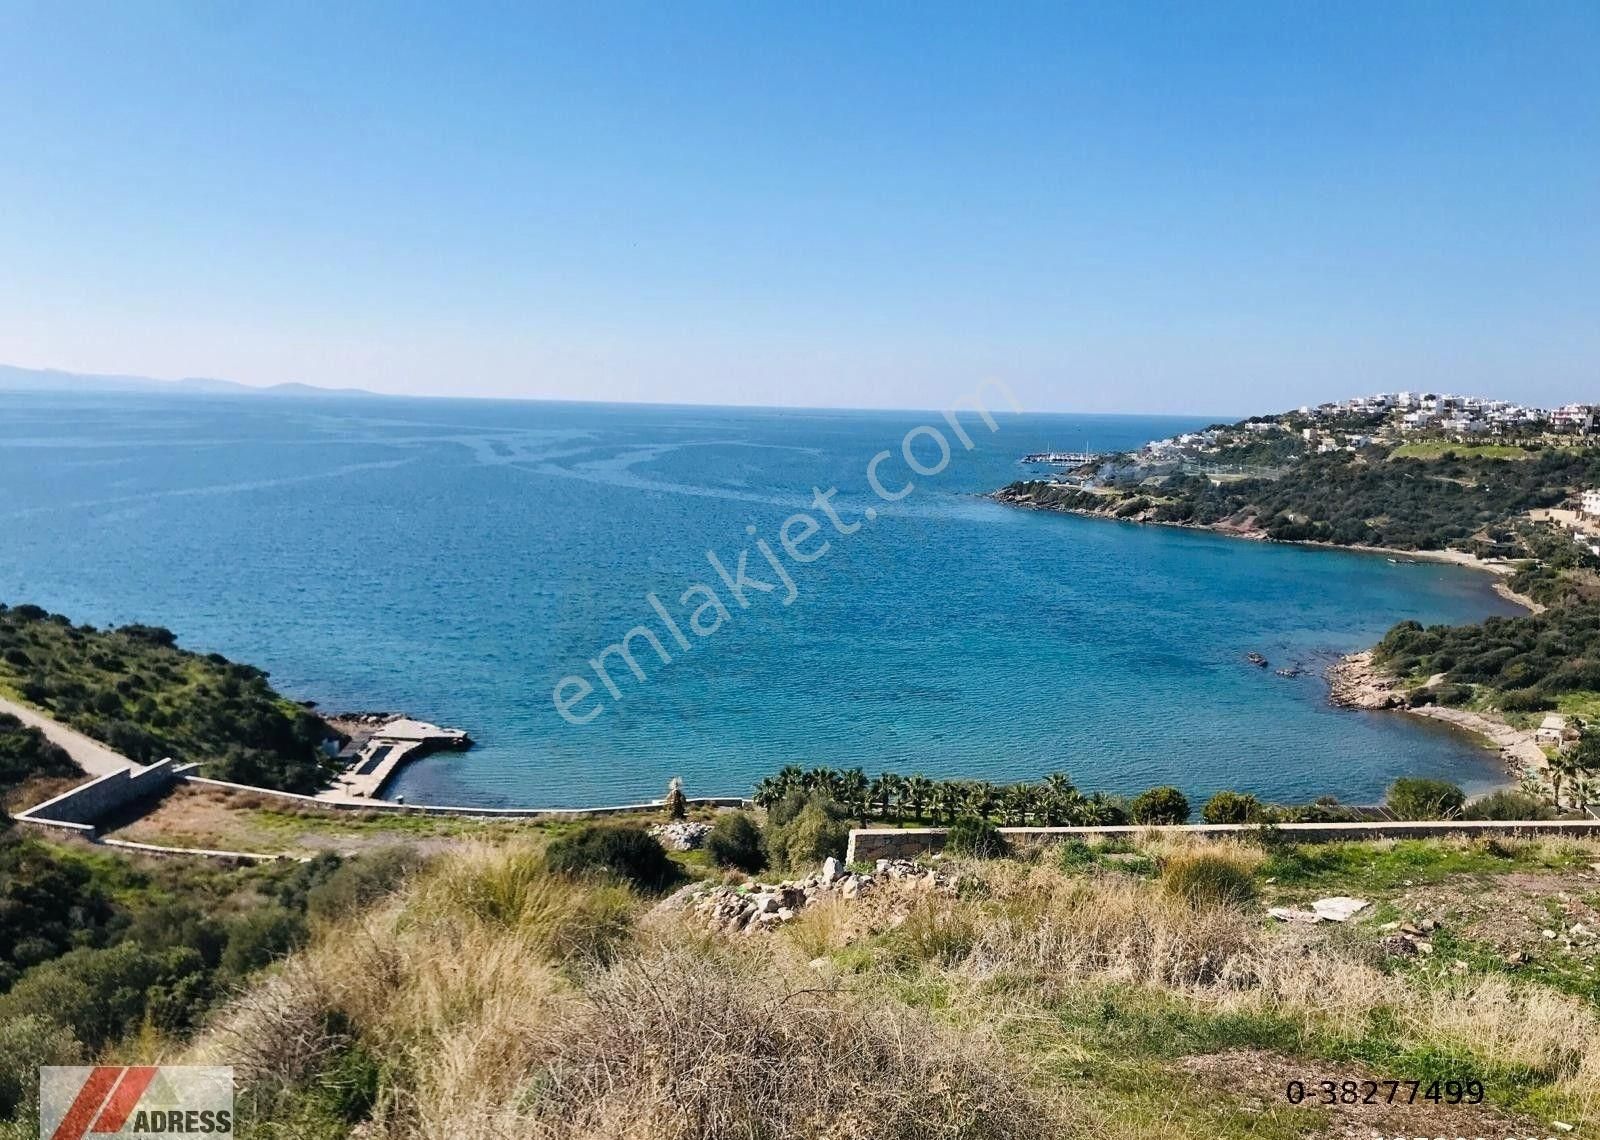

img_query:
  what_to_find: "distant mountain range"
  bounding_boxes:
[0,364,379,399]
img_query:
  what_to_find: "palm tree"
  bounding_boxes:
[903,774,933,822]
[752,775,785,810]
[964,781,999,821]
[873,772,905,821]
[929,781,961,825]
[999,783,1035,826]
[839,767,871,823]
[1550,752,1579,811]
[806,766,842,799]
[775,765,805,795]
[1036,771,1078,825]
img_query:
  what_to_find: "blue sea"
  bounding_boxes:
[0,392,1523,807]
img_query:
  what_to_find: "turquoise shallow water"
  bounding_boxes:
[0,393,1522,807]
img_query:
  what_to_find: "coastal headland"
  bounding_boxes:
[993,391,1600,800]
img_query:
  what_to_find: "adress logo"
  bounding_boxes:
[38,1067,233,1140]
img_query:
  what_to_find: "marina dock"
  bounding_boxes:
[322,716,472,801]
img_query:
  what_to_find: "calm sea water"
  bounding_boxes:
[0,392,1522,807]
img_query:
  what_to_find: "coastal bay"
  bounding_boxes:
[0,393,1523,808]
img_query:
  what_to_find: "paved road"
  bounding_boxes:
[0,694,141,776]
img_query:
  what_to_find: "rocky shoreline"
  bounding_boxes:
[990,485,1540,613]
[1326,651,1546,781]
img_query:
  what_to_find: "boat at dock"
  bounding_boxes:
[1022,450,1100,465]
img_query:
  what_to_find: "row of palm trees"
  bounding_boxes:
[751,765,1131,827]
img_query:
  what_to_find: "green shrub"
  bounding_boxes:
[0,714,74,793]
[1056,839,1095,868]
[945,815,1009,858]
[0,1014,81,1121]
[1463,789,1554,821]
[1201,790,1263,824]
[1386,777,1466,820]
[306,847,424,923]
[764,793,850,872]
[1499,687,1555,712]
[544,825,679,891]
[705,812,766,873]
[1130,786,1190,824]
[220,907,308,977]
[1160,850,1258,908]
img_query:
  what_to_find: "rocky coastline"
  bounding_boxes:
[1326,651,1546,782]
[989,485,1543,613]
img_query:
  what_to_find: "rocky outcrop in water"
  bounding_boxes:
[1326,650,1407,709]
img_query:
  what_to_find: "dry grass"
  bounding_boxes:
[183,836,1600,1136]
[500,939,1060,1140]
[193,841,1070,1140]
[875,857,1600,1117]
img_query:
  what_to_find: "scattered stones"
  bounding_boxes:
[1378,934,1417,957]
[668,858,957,936]
[1268,907,1323,925]
[1311,896,1370,922]
[649,821,712,851]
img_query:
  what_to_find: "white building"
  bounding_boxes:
[1552,404,1594,433]
[1582,489,1600,518]
[1537,714,1571,746]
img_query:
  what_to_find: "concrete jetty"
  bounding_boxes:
[322,716,472,801]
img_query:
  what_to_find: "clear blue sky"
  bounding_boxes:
[0,2,1595,413]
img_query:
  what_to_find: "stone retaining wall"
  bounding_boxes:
[845,819,1600,863]
[17,758,198,834]
[185,775,751,818]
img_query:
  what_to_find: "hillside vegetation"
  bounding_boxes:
[152,831,1600,1140]
[0,603,335,793]
[5,817,1600,1138]
[1002,446,1600,552]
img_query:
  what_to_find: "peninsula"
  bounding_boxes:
[995,392,1600,803]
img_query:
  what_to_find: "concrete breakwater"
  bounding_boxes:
[321,714,474,802]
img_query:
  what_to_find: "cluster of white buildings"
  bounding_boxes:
[1298,393,1595,437]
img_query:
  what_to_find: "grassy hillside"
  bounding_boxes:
[0,603,335,793]
[4,828,1585,1139]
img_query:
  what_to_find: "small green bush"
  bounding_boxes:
[945,816,1009,858]
[1462,789,1554,821]
[1160,850,1258,908]
[306,847,424,923]
[764,793,850,871]
[1201,790,1263,824]
[705,812,766,873]
[544,824,679,891]
[1130,786,1190,825]
[1386,777,1466,820]
[1499,687,1555,712]
[0,1015,82,1121]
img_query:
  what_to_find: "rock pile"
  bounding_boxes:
[664,856,956,935]
[649,821,712,851]
[1377,916,1440,956]
[1326,651,1407,709]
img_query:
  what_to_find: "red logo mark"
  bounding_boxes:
[50,1067,158,1140]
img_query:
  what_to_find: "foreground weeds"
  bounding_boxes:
[186,836,1600,1139]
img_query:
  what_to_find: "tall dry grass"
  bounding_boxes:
[890,856,1600,1113]
[194,841,1069,1140]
